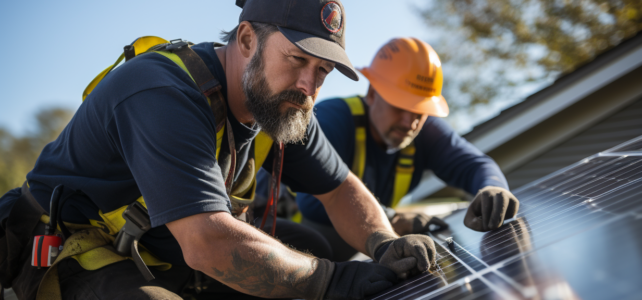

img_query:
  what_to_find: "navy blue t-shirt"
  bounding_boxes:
[25,42,349,265]
[295,97,509,225]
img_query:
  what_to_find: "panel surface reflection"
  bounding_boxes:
[368,150,642,300]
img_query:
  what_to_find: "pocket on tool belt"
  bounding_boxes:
[0,187,46,288]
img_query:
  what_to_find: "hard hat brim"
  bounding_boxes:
[359,67,449,117]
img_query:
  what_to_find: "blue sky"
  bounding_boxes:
[0,0,434,135]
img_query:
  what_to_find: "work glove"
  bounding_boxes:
[365,231,436,279]
[481,218,531,261]
[390,211,449,236]
[322,260,398,300]
[464,186,519,232]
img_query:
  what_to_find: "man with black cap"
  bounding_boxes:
[259,37,519,262]
[0,0,438,299]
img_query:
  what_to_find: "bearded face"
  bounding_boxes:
[242,45,313,144]
[366,88,428,152]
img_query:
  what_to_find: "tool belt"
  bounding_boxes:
[0,184,170,300]
[0,183,45,291]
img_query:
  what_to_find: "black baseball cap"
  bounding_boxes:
[236,0,358,81]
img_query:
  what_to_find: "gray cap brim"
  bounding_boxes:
[278,27,359,81]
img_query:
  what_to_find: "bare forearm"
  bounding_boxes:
[316,172,395,254]
[168,212,326,299]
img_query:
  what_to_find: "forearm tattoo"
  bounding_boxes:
[212,249,315,298]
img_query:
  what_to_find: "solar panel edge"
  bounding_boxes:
[371,135,642,300]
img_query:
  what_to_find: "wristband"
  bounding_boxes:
[365,231,398,261]
[307,258,335,300]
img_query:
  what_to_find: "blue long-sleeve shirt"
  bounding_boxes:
[296,97,508,225]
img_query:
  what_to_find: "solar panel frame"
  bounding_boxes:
[367,135,642,300]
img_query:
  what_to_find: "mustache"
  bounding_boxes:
[390,126,413,134]
[277,89,313,110]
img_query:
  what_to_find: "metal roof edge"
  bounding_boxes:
[464,32,642,149]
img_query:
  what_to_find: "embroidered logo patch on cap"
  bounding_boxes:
[321,2,343,33]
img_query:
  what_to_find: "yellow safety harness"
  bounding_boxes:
[343,96,415,208]
[35,36,276,300]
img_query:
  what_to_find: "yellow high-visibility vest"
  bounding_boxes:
[342,96,415,208]
[70,36,274,272]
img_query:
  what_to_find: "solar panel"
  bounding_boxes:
[369,135,642,300]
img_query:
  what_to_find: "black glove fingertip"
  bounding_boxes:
[364,281,395,297]
[376,265,398,282]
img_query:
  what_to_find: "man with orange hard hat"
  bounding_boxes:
[290,37,520,261]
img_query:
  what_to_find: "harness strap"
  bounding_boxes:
[343,97,367,178]
[222,118,237,196]
[170,44,222,97]
[169,42,227,132]
[30,37,283,299]
[16,184,168,300]
[342,96,416,208]
[164,42,239,195]
[82,36,171,101]
[37,228,114,300]
[259,142,285,235]
[164,42,285,220]
[88,43,235,282]
[391,143,415,208]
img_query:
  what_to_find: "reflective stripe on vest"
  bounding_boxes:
[342,96,415,208]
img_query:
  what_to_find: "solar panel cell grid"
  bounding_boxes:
[368,136,642,300]
[603,135,642,153]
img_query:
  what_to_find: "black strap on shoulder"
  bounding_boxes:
[164,40,237,194]
[163,40,286,237]
[167,40,227,132]
[172,46,222,96]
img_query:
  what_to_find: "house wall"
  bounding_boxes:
[408,64,642,203]
[408,37,642,203]
[505,96,642,189]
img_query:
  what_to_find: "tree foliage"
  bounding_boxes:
[418,0,642,129]
[0,108,74,194]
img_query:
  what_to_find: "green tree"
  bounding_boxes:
[0,108,74,194]
[418,0,642,130]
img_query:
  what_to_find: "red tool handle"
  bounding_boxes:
[32,235,62,268]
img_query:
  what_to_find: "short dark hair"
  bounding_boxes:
[220,22,279,44]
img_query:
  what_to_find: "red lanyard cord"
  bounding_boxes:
[259,142,285,236]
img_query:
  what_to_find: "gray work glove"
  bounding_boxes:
[365,231,436,279]
[464,186,520,232]
[390,211,449,236]
[323,261,398,300]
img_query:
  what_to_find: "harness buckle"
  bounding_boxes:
[113,201,156,281]
[113,201,150,256]
[166,39,190,51]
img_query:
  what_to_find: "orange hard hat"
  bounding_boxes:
[358,38,449,117]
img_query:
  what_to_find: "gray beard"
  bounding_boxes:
[383,127,420,152]
[242,49,313,144]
